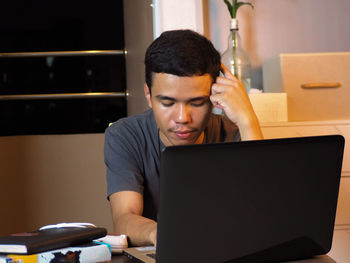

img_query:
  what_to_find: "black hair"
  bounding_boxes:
[145,29,221,89]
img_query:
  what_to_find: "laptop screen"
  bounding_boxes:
[157,135,344,263]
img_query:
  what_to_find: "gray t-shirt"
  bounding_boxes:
[104,109,240,221]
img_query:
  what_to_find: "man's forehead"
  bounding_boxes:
[152,72,212,82]
[155,94,210,102]
[151,73,212,101]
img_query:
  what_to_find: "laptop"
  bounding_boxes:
[123,135,344,263]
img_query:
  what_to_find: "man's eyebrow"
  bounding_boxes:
[188,96,209,102]
[155,95,209,102]
[155,95,176,101]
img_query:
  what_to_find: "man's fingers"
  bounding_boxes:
[210,93,225,110]
[220,63,237,81]
[211,83,231,95]
[215,76,239,86]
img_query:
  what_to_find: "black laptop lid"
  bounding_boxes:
[157,135,344,263]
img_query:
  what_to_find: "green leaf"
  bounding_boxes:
[233,2,254,18]
[223,0,234,18]
[238,2,254,9]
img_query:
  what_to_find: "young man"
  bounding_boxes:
[104,30,263,246]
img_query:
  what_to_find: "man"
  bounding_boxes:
[104,30,263,246]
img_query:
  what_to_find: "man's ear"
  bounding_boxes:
[144,83,152,108]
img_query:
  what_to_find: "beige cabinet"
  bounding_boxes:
[261,120,350,227]
[263,53,350,121]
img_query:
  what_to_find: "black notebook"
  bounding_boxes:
[0,227,107,255]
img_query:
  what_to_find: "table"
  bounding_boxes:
[111,254,132,263]
[110,228,350,263]
[110,254,335,263]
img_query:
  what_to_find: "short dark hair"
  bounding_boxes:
[145,29,221,89]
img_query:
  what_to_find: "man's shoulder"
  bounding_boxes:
[107,109,154,133]
[105,109,158,145]
[207,113,240,142]
[208,113,236,128]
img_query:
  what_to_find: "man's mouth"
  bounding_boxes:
[170,129,196,139]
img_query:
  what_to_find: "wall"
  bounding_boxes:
[0,134,112,235]
[205,0,350,90]
[152,0,204,38]
[124,0,154,116]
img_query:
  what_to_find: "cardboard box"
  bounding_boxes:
[263,52,350,121]
[249,93,288,123]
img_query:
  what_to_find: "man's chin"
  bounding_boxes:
[171,140,196,146]
[160,130,202,146]
[168,134,200,146]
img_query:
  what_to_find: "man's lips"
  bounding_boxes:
[172,129,196,139]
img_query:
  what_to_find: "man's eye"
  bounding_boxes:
[161,102,174,107]
[191,101,205,107]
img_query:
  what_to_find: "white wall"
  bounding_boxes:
[152,0,204,38]
[205,0,350,90]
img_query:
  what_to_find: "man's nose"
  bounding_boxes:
[175,104,191,124]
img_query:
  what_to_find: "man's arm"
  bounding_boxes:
[110,191,157,246]
[210,64,263,140]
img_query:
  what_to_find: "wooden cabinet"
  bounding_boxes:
[261,120,350,227]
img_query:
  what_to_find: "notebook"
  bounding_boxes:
[123,135,344,263]
[0,226,107,254]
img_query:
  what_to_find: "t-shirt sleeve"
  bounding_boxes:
[104,121,145,199]
[207,113,241,143]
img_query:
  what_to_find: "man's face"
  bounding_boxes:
[145,73,213,147]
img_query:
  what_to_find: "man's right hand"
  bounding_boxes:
[109,191,157,246]
[210,64,263,141]
[149,225,157,247]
